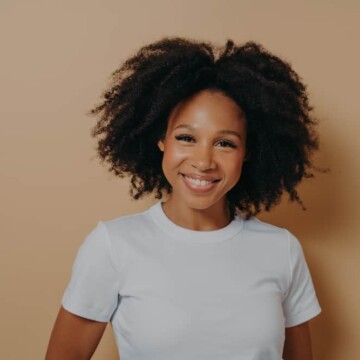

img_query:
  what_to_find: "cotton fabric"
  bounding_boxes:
[62,201,321,360]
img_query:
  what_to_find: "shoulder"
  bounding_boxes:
[100,206,153,237]
[242,214,290,237]
[239,215,296,256]
[103,208,147,224]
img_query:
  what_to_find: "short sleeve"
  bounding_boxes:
[282,231,322,327]
[61,221,120,322]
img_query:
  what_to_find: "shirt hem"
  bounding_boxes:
[61,294,111,323]
[285,303,322,327]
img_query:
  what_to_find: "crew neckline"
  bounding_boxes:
[148,201,244,243]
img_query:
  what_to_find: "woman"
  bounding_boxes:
[46,37,323,359]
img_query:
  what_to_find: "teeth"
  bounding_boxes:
[184,175,213,186]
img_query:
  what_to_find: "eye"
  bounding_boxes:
[217,140,237,149]
[175,134,194,142]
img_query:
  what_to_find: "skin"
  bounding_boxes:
[157,89,248,231]
[46,89,314,359]
[283,321,313,360]
[45,306,107,360]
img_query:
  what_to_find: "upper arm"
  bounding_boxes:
[282,321,313,360]
[45,306,107,360]
[46,222,119,359]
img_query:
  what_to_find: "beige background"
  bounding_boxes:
[1,0,359,359]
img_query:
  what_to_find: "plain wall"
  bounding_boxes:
[1,0,359,359]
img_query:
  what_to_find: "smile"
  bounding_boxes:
[180,174,220,193]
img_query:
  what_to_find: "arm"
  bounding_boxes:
[282,321,313,360]
[45,306,107,360]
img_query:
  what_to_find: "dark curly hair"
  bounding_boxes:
[89,36,326,220]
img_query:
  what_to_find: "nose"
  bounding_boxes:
[191,144,216,171]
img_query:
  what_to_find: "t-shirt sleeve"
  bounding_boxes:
[282,231,322,328]
[61,221,120,322]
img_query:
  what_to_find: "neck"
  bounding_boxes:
[161,197,231,231]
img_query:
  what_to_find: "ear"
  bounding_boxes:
[157,139,164,152]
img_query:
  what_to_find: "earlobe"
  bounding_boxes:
[157,139,164,152]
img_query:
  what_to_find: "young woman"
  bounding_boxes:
[46,37,323,360]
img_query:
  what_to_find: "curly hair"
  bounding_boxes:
[89,36,325,220]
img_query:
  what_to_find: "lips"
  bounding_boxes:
[180,173,220,193]
[180,173,221,183]
[179,172,222,195]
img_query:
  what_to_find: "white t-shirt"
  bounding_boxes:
[62,201,322,360]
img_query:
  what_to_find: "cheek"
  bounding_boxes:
[162,144,187,169]
[225,156,245,181]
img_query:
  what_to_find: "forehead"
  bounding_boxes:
[167,90,246,130]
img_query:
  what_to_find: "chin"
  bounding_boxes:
[182,198,223,211]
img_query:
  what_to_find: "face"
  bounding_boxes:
[157,90,247,213]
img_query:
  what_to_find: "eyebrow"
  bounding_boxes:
[174,124,243,139]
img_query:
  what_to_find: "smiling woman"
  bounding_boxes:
[157,90,248,230]
[46,36,323,360]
